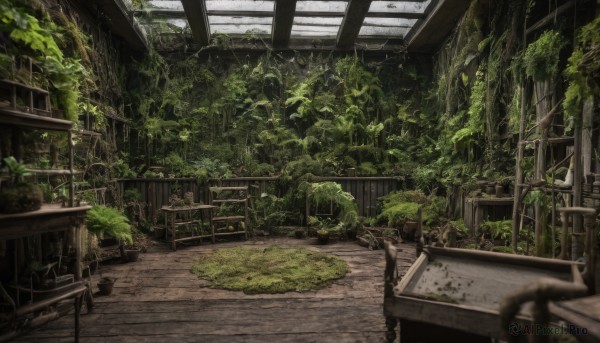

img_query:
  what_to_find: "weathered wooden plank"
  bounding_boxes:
[14,239,415,342]
[19,331,387,343]
[274,0,297,48]
[180,0,210,45]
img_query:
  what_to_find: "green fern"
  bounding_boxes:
[87,205,133,244]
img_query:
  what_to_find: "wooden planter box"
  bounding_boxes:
[384,246,583,342]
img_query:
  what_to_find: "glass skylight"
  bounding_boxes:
[138,0,435,48]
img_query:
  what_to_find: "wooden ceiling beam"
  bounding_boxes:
[76,0,148,51]
[180,0,211,46]
[138,9,424,20]
[337,0,373,49]
[272,0,297,48]
[405,0,472,53]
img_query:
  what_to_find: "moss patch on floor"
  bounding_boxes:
[191,245,349,294]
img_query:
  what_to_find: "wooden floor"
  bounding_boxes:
[15,237,416,342]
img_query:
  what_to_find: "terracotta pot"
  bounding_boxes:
[124,249,140,262]
[316,231,330,244]
[97,277,116,295]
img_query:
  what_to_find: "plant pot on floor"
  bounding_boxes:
[154,226,166,239]
[403,221,419,241]
[123,249,141,262]
[97,277,116,295]
[316,230,330,244]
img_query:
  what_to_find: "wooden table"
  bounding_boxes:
[549,294,600,342]
[160,204,216,250]
[0,204,90,342]
[383,245,583,342]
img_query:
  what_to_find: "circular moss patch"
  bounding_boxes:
[191,245,349,294]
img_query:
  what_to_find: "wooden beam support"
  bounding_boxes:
[180,0,211,46]
[155,36,405,53]
[406,0,471,53]
[75,0,148,51]
[272,0,297,48]
[337,0,373,49]
[525,0,576,36]
[138,9,424,20]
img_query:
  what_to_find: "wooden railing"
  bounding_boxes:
[117,176,402,221]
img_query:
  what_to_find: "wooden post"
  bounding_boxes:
[384,241,398,342]
[69,131,74,207]
[582,97,593,179]
[416,207,423,257]
[559,211,569,260]
[583,212,596,293]
[513,82,528,251]
[534,81,550,256]
[572,113,583,260]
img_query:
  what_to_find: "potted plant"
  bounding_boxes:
[97,276,116,295]
[304,182,360,243]
[0,157,43,214]
[309,217,342,245]
[86,205,133,253]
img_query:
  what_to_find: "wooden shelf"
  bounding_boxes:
[214,230,247,237]
[210,186,248,191]
[211,199,246,203]
[0,107,72,131]
[0,204,90,240]
[74,129,102,137]
[26,168,82,176]
[0,79,49,95]
[213,215,246,222]
[173,220,200,226]
[520,136,574,146]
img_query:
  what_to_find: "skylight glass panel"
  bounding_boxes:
[291,25,340,37]
[293,17,343,26]
[362,17,417,28]
[296,1,348,13]
[209,16,272,25]
[206,1,274,13]
[211,24,272,35]
[147,0,183,10]
[162,18,188,29]
[359,26,410,37]
[369,1,431,14]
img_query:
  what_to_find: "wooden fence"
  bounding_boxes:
[117,176,402,221]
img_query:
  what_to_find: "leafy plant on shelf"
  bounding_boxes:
[0,1,85,122]
[0,157,42,214]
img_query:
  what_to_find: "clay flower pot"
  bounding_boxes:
[97,277,116,295]
[124,249,140,262]
[316,230,330,244]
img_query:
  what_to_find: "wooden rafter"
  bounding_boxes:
[337,0,373,49]
[180,0,211,46]
[405,0,471,53]
[272,0,297,48]
[138,9,425,20]
[76,0,148,51]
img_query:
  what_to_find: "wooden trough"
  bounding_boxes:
[383,245,585,342]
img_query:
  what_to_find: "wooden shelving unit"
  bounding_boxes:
[209,186,249,242]
[160,204,216,250]
[0,79,90,341]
